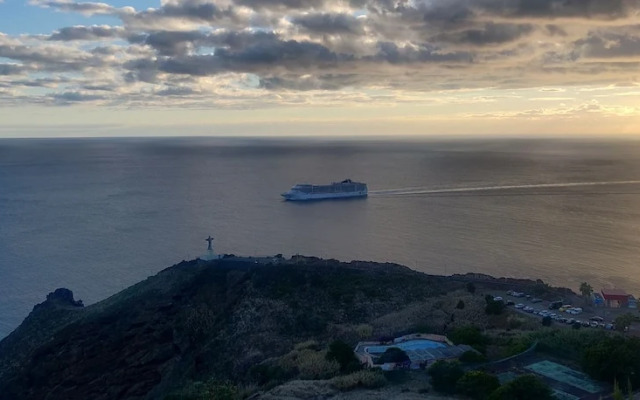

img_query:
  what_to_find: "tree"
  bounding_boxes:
[488,374,554,400]
[456,371,500,400]
[541,315,552,326]
[456,300,465,309]
[580,282,594,304]
[485,296,505,315]
[448,325,488,354]
[378,347,410,364]
[427,360,464,394]
[467,282,476,294]
[326,340,361,373]
[615,313,637,332]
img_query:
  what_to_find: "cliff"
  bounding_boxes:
[0,257,445,400]
[0,256,571,400]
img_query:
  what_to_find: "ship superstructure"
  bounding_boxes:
[281,179,368,201]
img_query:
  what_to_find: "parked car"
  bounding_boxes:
[549,301,563,310]
[493,296,503,301]
[515,303,525,309]
[589,316,604,322]
[531,298,543,303]
[506,300,515,306]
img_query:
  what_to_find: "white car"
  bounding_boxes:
[515,303,525,309]
[494,296,503,301]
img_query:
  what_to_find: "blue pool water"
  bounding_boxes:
[366,339,447,354]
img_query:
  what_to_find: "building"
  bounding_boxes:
[354,333,476,371]
[601,288,630,308]
[628,295,637,309]
[591,292,605,307]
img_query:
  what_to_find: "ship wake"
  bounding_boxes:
[369,180,640,197]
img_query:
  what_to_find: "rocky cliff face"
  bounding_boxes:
[0,257,451,400]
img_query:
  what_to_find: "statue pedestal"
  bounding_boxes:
[201,250,219,261]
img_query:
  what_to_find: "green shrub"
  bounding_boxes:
[331,370,387,391]
[532,328,607,361]
[456,370,500,400]
[459,350,487,364]
[488,374,553,400]
[581,335,640,390]
[326,340,361,373]
[294,340,320,351]
[427,360,464,394]
[273,347,342,381]
[467,282,476,294]
[248,364,294,387]
[378,347,410,364]
[485,297,505,315]
[456,300,465,309]
[164,379,239,400]
[615,313,638,332]
[448,325,489,354]
[541,316,552,326]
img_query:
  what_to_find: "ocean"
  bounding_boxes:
[2,137,640,338]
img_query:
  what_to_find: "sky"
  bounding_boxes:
[1,0,640,138]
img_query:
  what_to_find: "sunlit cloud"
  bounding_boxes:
[0,0,639,136]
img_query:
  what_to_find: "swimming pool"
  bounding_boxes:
[366,339,447,354]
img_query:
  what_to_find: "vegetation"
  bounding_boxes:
[456,371,500,400]
[484,295,505,315]
[611,379,635,400]
[326,340,361,374]
[580,282,593,299]
[541,315,552,326]
[467,282,476,294]
[581,335,640,390]
[457,300,466,309]
[614,313,638,332]
[448,325,489,354]
[427,360,464,394]
[487,374,554,400]
[459,350,488,364]
[164,380,240,400]
[378,347,410,364]
[330,370,387,391]
[532,328,607,360]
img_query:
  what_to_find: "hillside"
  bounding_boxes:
[0,256,566,400]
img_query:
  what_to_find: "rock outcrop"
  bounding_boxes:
[0,258,448,400]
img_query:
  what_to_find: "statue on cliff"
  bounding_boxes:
[205,236,214,251]
[202,235,219,261]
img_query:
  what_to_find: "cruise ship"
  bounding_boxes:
[281,179,368,201]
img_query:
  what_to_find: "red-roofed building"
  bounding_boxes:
[601,288,630,307]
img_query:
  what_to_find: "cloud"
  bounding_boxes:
[0,0,638,111]
[0,64,24,75]
[30,0,130,16]
[50,91,105,104]
[435,23,534,46]
[48,25,126,41]
[291,13,364,35]
[0,42,104,71]
[574,31,640,60]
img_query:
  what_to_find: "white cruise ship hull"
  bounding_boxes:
[281,179,368,201]
[281,191,368,201]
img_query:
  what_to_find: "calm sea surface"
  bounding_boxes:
[2,137,640,338]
